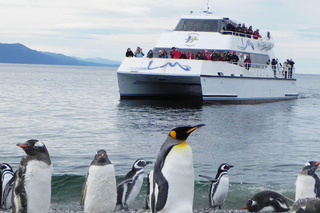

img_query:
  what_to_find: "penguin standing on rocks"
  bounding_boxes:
[295,161,320,201]
[199,163,234,209]
[149,124,205,213]
[12,139,53,213]
[242,190,290,212]
[81,149,117,213]
[116,159,152,210]
[0,163,14,209]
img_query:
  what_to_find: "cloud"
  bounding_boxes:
[0,0,319,73]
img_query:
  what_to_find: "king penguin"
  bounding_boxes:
[242,190,290,212]
[116,159,152,210]
[199,163,234,209]
[81,149,117,213]
[295,161,320,201]
[12,139,53,213]
[0,163,14,209]
[149,124,205,213]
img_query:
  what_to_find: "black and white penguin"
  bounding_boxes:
[0,163,14,209]
[116,159,152,210]
[199,163,234,209]
[81,149,117,213]
[242,190,290,212]
[149,124,205,213]
[291,197,320,213]
[12,139,53,213]
[295,161,320,201]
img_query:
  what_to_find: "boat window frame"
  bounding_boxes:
[174,19,222,32]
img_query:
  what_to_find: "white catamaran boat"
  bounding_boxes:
[117,10,298,103]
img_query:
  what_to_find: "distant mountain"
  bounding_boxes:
[73,57,121,66]
[0,43,121,67]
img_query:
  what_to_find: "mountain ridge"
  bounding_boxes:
[0,43,121,67]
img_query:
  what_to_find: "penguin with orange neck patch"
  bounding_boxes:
[149,124,205,213]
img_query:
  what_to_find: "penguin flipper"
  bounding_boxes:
[118,178,134,186]
[80,174,88,207]
[313,175,320,198]
[2,175,14,208]
[155,179,169,211]
[12,164,27,213]
[199,175,217,182]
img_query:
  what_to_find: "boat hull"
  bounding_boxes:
[117,72,202,100]
[201,75,298,104]
[117,58,298,103]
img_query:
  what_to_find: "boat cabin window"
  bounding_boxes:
[174,19,221,32]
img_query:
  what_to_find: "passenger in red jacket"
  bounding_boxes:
[172,48,182,59]
[253,29,261,39]
[186,50,195,59]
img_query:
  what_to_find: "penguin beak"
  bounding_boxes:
[17,143,28,148]
[241,206,248,209]
[146,161,153,165]
[186,124,205,133]
[316,162,320,165]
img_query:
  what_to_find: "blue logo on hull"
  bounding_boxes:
[147,60,191,71]
[237,38,254,50]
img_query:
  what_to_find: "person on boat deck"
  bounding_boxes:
[271,58,278,77]
[218,52,225,61]
[236,24,244,34]
[224,52,231,61]
[288,59,295,78]
[158,49,164,58]
[147,49,153,58]
[163,51,168,58]
[226,20,236,32]
[134,47,145,57]
[204,50,211,60]
[210,50,220,61]
[170,47,176,58]
[238,53,244,67]
[195,51,207,60]
[244,55,252,70]
[186,50,195,59]
[230,51,239,64]
[253,29,261,39]
[241,23,248,33]
[180,51,187,59]
[172,47,182,59]
[247,26,253,36]
[125,48,134,57]
[283,60,290,78]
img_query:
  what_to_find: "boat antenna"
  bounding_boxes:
[202,0,212,14]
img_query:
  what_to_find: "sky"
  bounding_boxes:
[0,0,319,74]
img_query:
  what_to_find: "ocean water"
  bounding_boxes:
[0,63,319,211]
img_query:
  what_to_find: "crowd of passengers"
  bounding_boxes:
[126,47,295,78]
[223,20,262,39]
[126,47,252,69]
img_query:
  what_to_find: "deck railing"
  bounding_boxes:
[234,62,295,79]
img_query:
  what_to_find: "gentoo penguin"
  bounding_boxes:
[199,163,234,209]
[81,149,117,213]
[291,197,320,213]
[116,159,152,210]
[12,139,53,213]
[149,124,205,213]
[0,163,14,209]
[242,190,290,212]
[295,161,320,201]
